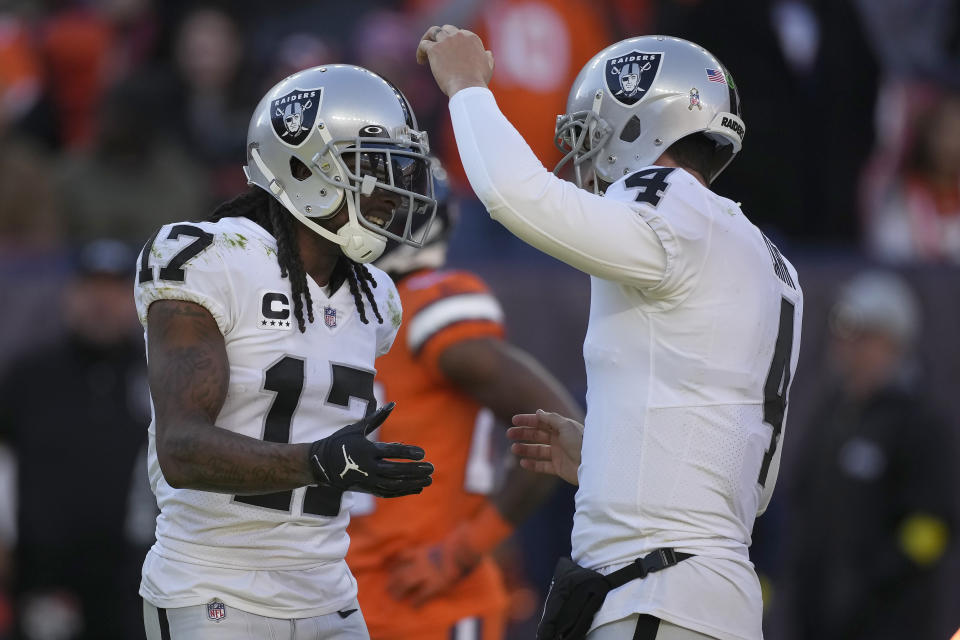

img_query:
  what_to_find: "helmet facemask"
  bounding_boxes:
[375,159,455,278]
[553,112,614,193]
[553,91,614,193]
[248,125,436,264]
[307,125,436,259]
[329,131,436,247]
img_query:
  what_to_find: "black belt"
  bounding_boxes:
[604,547,694,589]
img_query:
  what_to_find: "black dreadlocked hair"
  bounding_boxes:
[209,187,382,332]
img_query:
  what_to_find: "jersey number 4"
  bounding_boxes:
[758,298,795,487]
[234,356,376,517]
[624,167,675,207]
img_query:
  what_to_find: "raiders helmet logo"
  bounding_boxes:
[270,88,323,146]
[605,51,662,106]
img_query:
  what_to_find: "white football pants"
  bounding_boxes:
[144,599,368,640]
[587,614,719,640]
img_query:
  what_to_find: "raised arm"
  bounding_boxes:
[147,299,315,493]
[419,26,667,288]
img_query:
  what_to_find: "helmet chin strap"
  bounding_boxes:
[247,147,386,263]
[336,195,386,263]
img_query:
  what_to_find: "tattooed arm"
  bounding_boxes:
[148,299,314,493]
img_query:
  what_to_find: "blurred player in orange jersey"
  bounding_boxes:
[346,165,582,640]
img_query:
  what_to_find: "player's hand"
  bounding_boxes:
[507,410,583,486]
[309,402,433,497]
[416,24,494,97]
[386,530,481,607]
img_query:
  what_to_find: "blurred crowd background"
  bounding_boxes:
[0,0,959,638]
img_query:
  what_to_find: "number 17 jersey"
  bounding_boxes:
[134,215,402,618]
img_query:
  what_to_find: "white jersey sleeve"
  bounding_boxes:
[449,87,667,289]
[134,222,236,335]
[368,266,402,358]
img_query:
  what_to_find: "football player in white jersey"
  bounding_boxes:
[419,28,803,640]
[135,65,438,639]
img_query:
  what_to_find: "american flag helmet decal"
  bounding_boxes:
[705,68,726,84]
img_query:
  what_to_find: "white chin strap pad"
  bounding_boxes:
[338,221,386,263]
[360,174,377,196]
[248,146,386,263]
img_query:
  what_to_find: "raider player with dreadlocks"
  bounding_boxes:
[135,65,437,639]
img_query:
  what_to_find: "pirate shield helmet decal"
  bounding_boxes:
[605,51,662,106]
[270,88,323,146]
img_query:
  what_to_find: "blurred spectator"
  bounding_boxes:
[657,0,879,243]
[55,77,208,244]
[0,239,151,640]
[784,271,956,640]
[28,0,158,149]
[352,10,444,129]
[0,136,61,250]
[863,87,960,263]
[268,32,335,82]
[852,0,960,87]
[471,0,611,169]
[241,0,386,90]
[0,14,42,136]
[159,5,252,201]
[0,134,66,373]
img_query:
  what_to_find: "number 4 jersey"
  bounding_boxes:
[573,170,804,640]
[133,215,402,618]
[451,86,805,639]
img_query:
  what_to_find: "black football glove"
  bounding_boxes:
[308,402,434,498]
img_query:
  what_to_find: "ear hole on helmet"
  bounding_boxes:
[290,156,311,181]
[620,115,642,143]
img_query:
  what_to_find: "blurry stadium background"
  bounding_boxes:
[0,0,958,638]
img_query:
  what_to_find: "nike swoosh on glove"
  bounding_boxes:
[309,402,434,497]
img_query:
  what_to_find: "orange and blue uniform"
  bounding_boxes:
[347,269,509,640]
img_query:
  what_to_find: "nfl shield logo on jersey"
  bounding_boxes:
[324,306,337,328]
[206,600,226,622]
[605,51,662,106]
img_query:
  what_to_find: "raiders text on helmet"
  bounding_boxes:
[554,36,745,189]
[244,65,437,263]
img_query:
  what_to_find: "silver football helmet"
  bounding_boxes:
[244,65,436,263]
[555,36,745,189]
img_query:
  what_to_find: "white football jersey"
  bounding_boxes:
[451,87,803,640]
[134,215,402,618]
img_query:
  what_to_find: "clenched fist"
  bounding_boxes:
[416,24,494,97]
